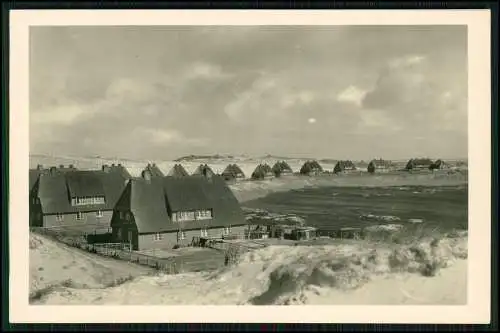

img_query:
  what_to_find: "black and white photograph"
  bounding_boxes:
[9,9,491,324]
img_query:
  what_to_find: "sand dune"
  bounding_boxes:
[31,232,467,305]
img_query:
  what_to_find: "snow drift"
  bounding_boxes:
[32,232,467,305]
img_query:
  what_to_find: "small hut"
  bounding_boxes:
[192,164,216,178]
[333,160,357,174]
[251,164,274,180]
[367,159,393,173]
[299,160,323,176]
[405,158,434,171]
[221,164,246,181]
[272,160,293,177]
[167,164,190,177]
[429,159,449,170]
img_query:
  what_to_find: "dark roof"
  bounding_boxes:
[272,161,293,174]
[251,164,274,179]
[38,171,128,214]
[192,164,215,177]
[406,158,434,169]
[66,171,106,197]
[29,169,44,190]
[221,164,245,178]
[120,175,246,233]
[300,160,323,174]
[143,163,164,177]
[335,160,356,170]
[102,164,132,179]
[167,164,190,177]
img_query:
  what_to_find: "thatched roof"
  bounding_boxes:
[251,164,274,179]
[37,170,128,214]
[167,164,190,177]
[113,175,246,233]
[143,163,164,177]
[192,164,216,177]
[405,158,434,170]
[334,160,356,173]
[272,161,293,176]
[299,160,323,174]
[221,164,245,179]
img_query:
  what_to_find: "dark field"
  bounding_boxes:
[242,185,468,233]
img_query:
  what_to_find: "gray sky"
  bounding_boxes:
[30,25,468,161]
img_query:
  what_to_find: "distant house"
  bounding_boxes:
[367,159,393,173]
[429,159,449,170]
[30,169,128,235]
[405,158,435,171]
[272,161,293,177]
[251,164,274,180]
[192,164,216,178]
[167,164,190,177]
[111,173,247,250]
[299,160,323,176]
[334,160,357,174]
[142,163,164,178]
[221,164,246,181]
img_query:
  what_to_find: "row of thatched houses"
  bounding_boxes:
[28,157,451,251]
[29,164,248,251]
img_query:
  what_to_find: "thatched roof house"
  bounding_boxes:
[299,160,323,176]
[111,174,247,250]
[429,159,449,170]
[167,164,190,177]
[251,164,274,180]
[192,164,216,178]
[143,163,164,178]
[333,160,356,174]
[272,161,293,177]
[221,164,246,181]
[30,170,129,233]
[405,158,434,171]
[367,159,393,173]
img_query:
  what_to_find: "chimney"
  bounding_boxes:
[142,169,152,183]
[59,164,64,169]
[102,164,110,173]
[111,163,116,167]
[49,166,57,175]
[36,164,43,170]
[118,163,122,167]
[69,164,74,169]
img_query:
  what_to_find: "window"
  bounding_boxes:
[177,231,186,241]
[201,229,208,237]
[56,213,64,222]
[119,211,124,219]
[76,212,85,220]
[153,233,163,241]
[195,209,213,220]
[96,210,103,218]
[71,196,105,206]
[174,211,196,222]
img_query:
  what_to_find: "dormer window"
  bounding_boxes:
[71,196,105,206]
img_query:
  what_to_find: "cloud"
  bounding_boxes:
[336,85,368,107]
[29,26,468,160]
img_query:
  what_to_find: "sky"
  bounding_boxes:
[30,25,468,161]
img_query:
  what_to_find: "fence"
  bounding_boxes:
[30,226,254,274]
